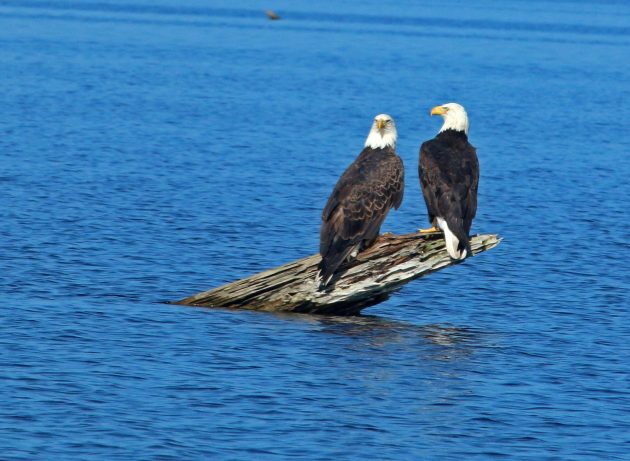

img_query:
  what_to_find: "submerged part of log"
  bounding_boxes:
[174,232,500,315]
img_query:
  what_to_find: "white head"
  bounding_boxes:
[364,114,397,149]
[431,102,469,135]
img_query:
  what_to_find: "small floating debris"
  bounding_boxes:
[265,10,281,20]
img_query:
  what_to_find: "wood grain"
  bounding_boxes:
[174,232,501,315]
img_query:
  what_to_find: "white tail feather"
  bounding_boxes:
[437,217,466,260]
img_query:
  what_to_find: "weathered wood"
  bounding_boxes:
[174,232,500,315]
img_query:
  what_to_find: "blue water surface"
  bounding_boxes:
[1,0,629,459]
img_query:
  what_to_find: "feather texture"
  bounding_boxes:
[319,146,404,286]
[419,129,479,259]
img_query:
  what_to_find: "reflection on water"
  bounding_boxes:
[272,311,487,361]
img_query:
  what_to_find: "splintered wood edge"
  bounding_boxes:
[173,233,501,307]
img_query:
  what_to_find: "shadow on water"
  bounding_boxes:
[269,311,494,360]
[181,303,491,349]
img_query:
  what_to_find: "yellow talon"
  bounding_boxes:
[419,226,439,234]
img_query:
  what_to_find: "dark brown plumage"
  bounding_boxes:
[419,128,479,257]
[319,146,404,286]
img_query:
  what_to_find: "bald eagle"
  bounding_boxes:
[419,103,479,260]
[319,114,404,287]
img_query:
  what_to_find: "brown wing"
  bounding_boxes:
[319,146,404,285]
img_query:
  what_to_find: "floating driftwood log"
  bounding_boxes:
[174,232,500,316]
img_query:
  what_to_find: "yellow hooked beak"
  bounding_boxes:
[376,119,385,129]
[430,105,448,116]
